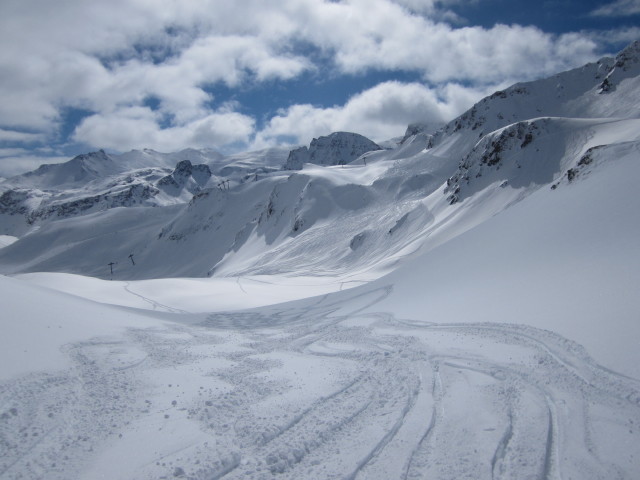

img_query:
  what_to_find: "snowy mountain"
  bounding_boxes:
[444,116,640,204]
[2,42,640,278]
[442,40,639,137]
[1,42,639,280]
[0,147,290,236]
[0,160,168,236]
[1,41,639,480]
[283,131,382,170]
[10,150,121,189]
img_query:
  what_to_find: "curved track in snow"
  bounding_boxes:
[1,286,638,479]
[123,282,191,314]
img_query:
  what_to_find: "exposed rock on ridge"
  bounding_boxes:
[284,132,382,170]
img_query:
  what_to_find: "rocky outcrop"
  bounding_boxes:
[157,160,212,196]
[284,132,382,170]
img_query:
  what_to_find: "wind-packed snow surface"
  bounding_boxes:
[1,42,640,479]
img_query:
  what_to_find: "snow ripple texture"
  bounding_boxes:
[1,287,639,479]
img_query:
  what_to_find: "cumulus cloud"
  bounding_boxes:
[252,81,495,147]
[590,0,640,17]
[0,129,47,143]
[0,0,313,133]
[72,106,255,153]
[0,0,624,159]
[387,0,476,23]
[294,3,600,83]
[581,26,640,53]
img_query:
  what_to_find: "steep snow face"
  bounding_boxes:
[284,132,382,170]
[594,40,640,109]
[0,205,183,278]
[428,41,640,161]
[366,138,640,378]
[444,117,640,204]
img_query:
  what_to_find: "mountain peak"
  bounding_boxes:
[8,149,118,189]
[156,159,212,196]
[174,159,194,176]
[429,40,640,151]
[617,39,640,63]
[284,131,382,170]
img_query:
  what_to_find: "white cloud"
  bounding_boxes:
[252,81,495,148]
[0,0,624,158]
[0,0,314,134]
[0,148,29,157]
[72,106,255,152]
[389,0,474,22]
[583,26,640,50]
[590,0,640,17]
[295,3,600,84]
[0,129,47,143]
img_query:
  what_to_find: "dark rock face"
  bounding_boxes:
[444,120,544,204]
[0,190,30,215]
[27,184,160,223]
[157,160,212,195]
[284,132,382,170]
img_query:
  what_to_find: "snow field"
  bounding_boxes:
[0,236,17,248]
[3,278,638,479]
[2,42,640,479]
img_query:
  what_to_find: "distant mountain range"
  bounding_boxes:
[0,40,638,281]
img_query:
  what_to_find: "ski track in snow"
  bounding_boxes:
[1,286,638,479]
[3,42,640,479]
[123,282,191,314]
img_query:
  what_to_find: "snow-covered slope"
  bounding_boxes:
[1,139,639,479]
[444,116,640,203]
[0,147,290,236]
[423,40,640,180]
[219,146,292,175]
[446,40,638,135]
[7,150,120,189]
[2,42,640,281]
[1,41,640,480]
[0,235,17,248]
[0,147,455,279]
[368,139,640,377]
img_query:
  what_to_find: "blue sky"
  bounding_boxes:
[0,0,638,176]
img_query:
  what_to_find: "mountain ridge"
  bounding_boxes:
[1,41,639,281]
